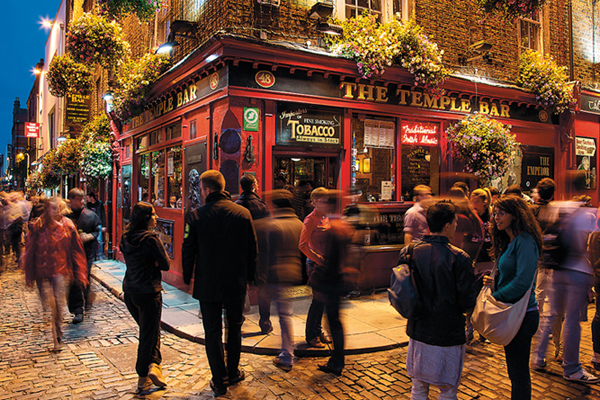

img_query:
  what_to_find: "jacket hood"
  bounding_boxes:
[121,230,155,253]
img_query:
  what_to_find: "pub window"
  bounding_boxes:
[137,153,150,202]
[189,119,197,140]
[150,129,162,146]
[166,121,182,141]
[136,135,149,152]
[166,146,183,208]
[152,150,166,207]
[400,120,441,201]
[337,0,409,23]
[352,116,396,201]
[519,10,541,53]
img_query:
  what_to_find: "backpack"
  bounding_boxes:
[388,243,420,318]
[541,212,572,269]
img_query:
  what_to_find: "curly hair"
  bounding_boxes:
[490,195,543,259]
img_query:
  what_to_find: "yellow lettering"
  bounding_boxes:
[461,99,472,113]
[157,102,164,116]
[167,97,174,112]
[450,98,461,111]
[177,92,183,107]
[489,103,500,116]
[540,157,550,166]
[376,86,388,103]
[358,84,375,101]
[397,89,410,105]
[287,120,299,139]
[479,101,490,114]
[340,82,356,99]
[439,96,451,110]
[423,94,439,109]
[412,92,423,106]
[501,104,510,118]
[189,85,197,100]
[183,89,190,104]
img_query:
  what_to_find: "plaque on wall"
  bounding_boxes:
[575,137,597,190]
[521,145,554,191]
[155,218,175,259]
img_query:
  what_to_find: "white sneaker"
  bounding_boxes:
[563,368,600,383]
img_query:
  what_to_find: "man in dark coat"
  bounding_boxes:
[66,188,102,324]
[234,173,270,220]
[182,170,257,397]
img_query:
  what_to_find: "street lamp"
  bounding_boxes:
[17,152,30,180]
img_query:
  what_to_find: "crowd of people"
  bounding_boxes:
[14,172,600,399]
[403,179,600,400]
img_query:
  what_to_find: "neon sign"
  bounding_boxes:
[401,122,439,146]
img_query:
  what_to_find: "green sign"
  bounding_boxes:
[243,107,260,131]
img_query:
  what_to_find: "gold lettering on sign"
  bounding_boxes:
[358,84,375,101]
[412,92,423,107]
[479,101,489,114]
[461,99,472,112]
[375,86,388,103]
[423,94,439,109]
[340,82,356,99]
[540,156,550,166]
[397,89,410,105]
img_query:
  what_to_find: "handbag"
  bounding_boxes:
[388,243,420,319]
[470,260,534,346]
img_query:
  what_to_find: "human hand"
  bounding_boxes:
[482,275,494,287]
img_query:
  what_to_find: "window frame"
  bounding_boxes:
[335,0,410,23]
[518,11,543,54]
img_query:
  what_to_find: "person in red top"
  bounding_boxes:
[299,187,333,348]
[23,197,88,352]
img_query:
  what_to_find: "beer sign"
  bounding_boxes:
[401,121,439,146]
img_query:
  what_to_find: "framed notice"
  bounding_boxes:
[575,137,597,190]
[364,119,395,148]
[155,218,175,259]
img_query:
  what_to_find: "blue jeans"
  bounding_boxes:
[505,310,539,400]
[531,269,593,376]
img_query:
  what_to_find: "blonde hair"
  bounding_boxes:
[310,187,329,202]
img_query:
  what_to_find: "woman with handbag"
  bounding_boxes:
[483,196,542,400]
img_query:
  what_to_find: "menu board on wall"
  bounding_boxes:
[401,146,431,199]
[65,93,91,127]
[364,119,395,148]
[574,137,597,190]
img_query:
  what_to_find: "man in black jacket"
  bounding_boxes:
[399,200,476,399]
[182,170,257,397]
[66,188,102,324]
[235,174,269,220]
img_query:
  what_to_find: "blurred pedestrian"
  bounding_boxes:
[120,202,170,394]
[311,191,354,376]
[262,190,303,371]
[86,192,106,260]
[402,200,476,399]
[299,187,332,348]
[6,192,26,263]
[235,174,270,220]
[23,197,88,352]
[404,185,433,244]
[182,170,257,397]
[530,201,599,383]
[293,180,314,222]
[485,196,543,399]
[65,188,101,323]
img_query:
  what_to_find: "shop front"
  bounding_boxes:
[112,36,567,291]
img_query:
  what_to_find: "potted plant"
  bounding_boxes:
[47,55,93,97]
[67,12,130,69]
[518,50,575,114]
[446,113,519,182]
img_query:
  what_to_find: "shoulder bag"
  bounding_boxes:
[388,243,420,319]
[470,260,533,346]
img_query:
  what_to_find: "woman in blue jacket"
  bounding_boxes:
[484,196,542,400]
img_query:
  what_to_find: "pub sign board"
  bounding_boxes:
[276,102,342,148]
[521,145,554,191]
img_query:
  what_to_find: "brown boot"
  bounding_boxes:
[148,363,167,387]
[136,376,152,394]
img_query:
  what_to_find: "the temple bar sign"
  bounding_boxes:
[66,94,90,126]
[276,103,342,147]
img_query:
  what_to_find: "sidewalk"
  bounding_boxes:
[91,259,409,357]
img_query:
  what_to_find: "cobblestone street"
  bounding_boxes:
[2,261,600,399]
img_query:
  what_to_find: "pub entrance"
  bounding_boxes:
[273,155,338,189]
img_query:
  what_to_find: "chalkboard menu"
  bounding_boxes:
[401,146,431,198]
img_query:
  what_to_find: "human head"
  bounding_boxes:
[199,170,226,200]
[271,189,294,209]
[490,195,542,258]
[310,187,331,214]
[504,185,522,197]
[535,178,555,202]
[452,181,470,198]
[448,187,466,201]
[413,185,432,203]
[124,202,157,236]
[274,175,287,189]
[470,188,491,216]
[488,186,500,203]
[426,200,458,236]
[87,192,98,204]
[43,197,62,223]
[240,174,258,193]
[68,188,85,211]
[298,180,314,195]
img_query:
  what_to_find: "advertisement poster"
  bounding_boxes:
[575,137,597,190]
[276,102,342,147]
[521,145,554,191]
[155,218,174,259]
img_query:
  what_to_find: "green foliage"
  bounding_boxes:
[518,50,575,114]
[446,113,519,181]
[477,0,548,20]
[47,55,93,98]
[83,114,112,143]
[327,13,450,96]
[80,141,113,181]
[98,0,164,22]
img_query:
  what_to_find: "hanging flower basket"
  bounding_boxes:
[477,0,548,20]
[446,113,519,181]
[39,149,62,189]
[98,0,164,21]
[327,13,450,96]
[26,170,43,191]
[80,141,113,181]
[47,55,93,97]
[113,52,171,121]
[55,139,82,177]
[67,12,130,69]
[83,114,112,142]
[518,50,575,114]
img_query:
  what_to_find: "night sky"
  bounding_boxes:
[1,0,60,151]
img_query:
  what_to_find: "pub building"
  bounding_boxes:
[113,35,584,291]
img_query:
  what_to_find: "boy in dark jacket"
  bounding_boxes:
[399,200,476,399]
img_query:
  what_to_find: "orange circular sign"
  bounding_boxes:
[209,73,219,90]
[255,71,276,88]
